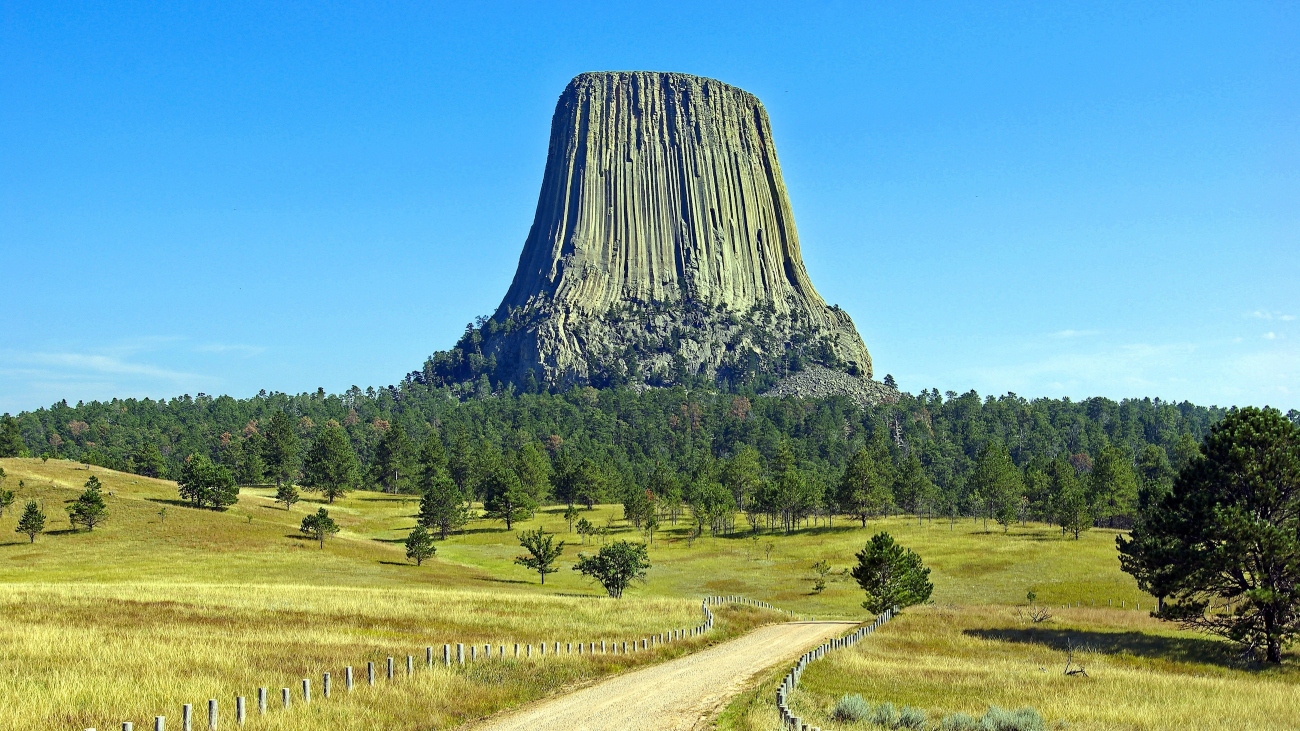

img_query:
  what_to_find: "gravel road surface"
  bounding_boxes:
[469,620,857,731]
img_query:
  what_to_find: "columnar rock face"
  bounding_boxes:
[469,72,877,391]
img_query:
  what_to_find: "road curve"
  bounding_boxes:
[468,620,857,731]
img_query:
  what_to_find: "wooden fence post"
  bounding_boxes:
[345,667,353,692]
[387,656,394,680]
[407,655,414,676]
[122,724,132,731]
[235,696,245,725]
[207,699,217,730]
[427,646,434,668]
[281,688,290,710]
[302,679,310,704]
[323,672,331,699]
[182,703,192,731]
[155,717,165,731]
[457,643,464,665]
[257,689,266,715]
[367,661,375,686]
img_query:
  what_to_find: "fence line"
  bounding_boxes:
[776,606,896,731]
[83,595,785,730]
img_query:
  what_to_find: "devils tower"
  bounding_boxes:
[421,71,887,401]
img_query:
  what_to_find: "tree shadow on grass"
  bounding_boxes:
[144,497,204,509]
[482,577,532,585]
[966,627,1237,668]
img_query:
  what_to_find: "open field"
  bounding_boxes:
[718,605,1300,731]
[2,457,1296,730]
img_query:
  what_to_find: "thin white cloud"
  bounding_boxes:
[1250,310,1296,321]
[195,343,266,356]
[1263,332,1281,340]
[3,351,199,381]
[1050,329,1100,339]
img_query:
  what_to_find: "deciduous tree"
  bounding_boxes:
[178,455,239,509]
[573,540,650,598]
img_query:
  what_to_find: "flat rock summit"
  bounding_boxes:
[421,71,891,403]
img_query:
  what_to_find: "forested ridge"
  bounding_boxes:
[2,383,1267,531]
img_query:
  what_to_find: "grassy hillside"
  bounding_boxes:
[2,457,1293,730]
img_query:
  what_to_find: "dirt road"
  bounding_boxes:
[469,620,856,731]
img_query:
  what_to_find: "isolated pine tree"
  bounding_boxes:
[16,500,45,542]
[300,507,339,549]
[67,475,108,531]
[851,532,933,614]
[515,527,565,584]
[275,483,300,510]
[404,525,436,566]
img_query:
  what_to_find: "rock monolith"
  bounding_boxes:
[423,71,885,399]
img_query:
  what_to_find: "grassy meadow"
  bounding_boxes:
[2,457,1296,730]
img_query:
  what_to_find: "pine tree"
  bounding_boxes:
[1119,407,1300,664]
[300,507,340,549]
[15,500,45,542]
[404,525,436,565]
[0,414,27,458]
[67,475,109,531]
[513,442,552,504]
[1050,458,1091,539]
[851,532,933,614]
[1088,445,1139,528]
[482,461,535,530]
[514,527,565,584]
[237,432,267,485]
[263,411,300,488]
[301,423,359,503]
[132,442,167,479]
[275,483,300,510]
[970,443,1023,532]
[371,423,415,493]
[837,448,892,528]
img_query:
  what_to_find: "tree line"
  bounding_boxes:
[1,384,1265,537]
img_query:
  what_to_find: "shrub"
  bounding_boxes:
[898,706,928,729]
[981,706,1045,731]
[939,713,981,731]
[832,694,872,722]
[871,701,899,727]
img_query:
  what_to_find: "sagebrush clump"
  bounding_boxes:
[832,693,872,722]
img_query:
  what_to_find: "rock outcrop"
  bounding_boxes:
[421,72,884,399]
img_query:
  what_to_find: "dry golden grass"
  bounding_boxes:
[5,458,1295,730]
[719,604,1300,731]
[0,460,788,729]
[0,583,773,730]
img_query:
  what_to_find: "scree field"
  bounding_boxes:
[1,458,1295,730]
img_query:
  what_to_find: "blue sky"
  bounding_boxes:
[2,1,1296,414]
